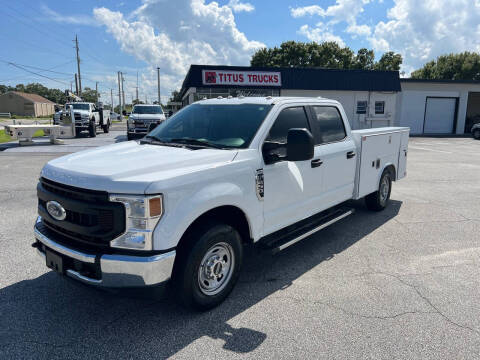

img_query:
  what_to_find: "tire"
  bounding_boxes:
[88,120,96,137]
[365,169,392,211]
[103,120,110,133]
[173,222,243,311]
[473,129,480,140]
[75,128,82,138]
[127,132,133,141]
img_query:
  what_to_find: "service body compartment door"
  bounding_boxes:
[397,130,409,180]
[353,128,409,199]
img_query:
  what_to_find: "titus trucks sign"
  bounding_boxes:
[202,70,282,87]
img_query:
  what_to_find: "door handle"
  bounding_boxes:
[311,158,323,168]
[346,151,356,159]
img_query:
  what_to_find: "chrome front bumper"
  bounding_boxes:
[34,219,176,288]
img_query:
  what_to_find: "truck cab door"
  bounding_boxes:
[309,106,356,208]
[262,106,324,235]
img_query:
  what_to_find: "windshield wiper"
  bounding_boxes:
[141,135,184,147]
[169,138,225,149]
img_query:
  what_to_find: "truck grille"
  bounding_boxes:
[37,178,125,250]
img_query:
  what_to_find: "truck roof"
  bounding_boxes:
[196,96,340,106]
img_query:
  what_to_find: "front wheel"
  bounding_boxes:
[173,222,243,311]
[365,169,392,211]
[473,129,480,140]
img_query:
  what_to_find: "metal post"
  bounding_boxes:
[110,89,114,111]
[74,35,82,96]
[136,71,139,102]
[121,72,126,108]
[157,67,161,104]
[95,82,98,103]
[117,71,123,117]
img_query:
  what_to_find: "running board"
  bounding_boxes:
[259,207,355,254]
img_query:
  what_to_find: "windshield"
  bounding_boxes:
[132,106,163,114]
[71,103,90,110]
[148,103,272,149]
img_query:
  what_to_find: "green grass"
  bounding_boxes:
[0,129,45,143]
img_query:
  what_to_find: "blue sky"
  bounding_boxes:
[0,0,478,104]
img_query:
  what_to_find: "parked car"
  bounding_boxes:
[472,123,480,139]
[127,104,166,140]
[33,96,409,310]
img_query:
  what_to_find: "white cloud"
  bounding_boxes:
[369,0,480,73]
[291,5,325,18]
[298,23,346,47]
[227,0,254,13]
[41,4,97,26]
[291,0,372,44]
[93,0,264,102]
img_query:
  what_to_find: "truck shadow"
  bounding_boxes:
[0,199,401,358]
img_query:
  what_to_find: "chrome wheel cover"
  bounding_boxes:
[379,175,390,204]
[198,242,235,296]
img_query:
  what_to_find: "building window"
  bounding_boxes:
[375,101,385,114]
[356,101,367,114]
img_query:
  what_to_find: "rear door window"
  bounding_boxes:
[311,106,346,144]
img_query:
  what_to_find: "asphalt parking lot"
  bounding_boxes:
[0,136,479,359]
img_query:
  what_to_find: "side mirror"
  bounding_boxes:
[286,128,314,161]
[122,110,127,116]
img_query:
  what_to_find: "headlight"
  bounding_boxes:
[109,194,163,251]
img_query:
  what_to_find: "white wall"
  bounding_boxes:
[398,82,480,134]
[280,89,398,130]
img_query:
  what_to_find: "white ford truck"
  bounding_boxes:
[54,102,111,137]
[34,97,409,310]
[127,104,166,140]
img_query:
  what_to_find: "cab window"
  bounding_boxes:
[266,107,310,143]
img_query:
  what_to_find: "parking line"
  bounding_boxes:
[409,146,452,154]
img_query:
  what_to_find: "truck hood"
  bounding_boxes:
[129,113,165,121]
[41,141,238,194]
[72,110,89,116]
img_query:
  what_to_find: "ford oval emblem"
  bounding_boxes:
[46,200,67,221]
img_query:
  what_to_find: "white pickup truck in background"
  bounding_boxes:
[127,104,166,140]
[54,102,110,137]
[34,97,409,310]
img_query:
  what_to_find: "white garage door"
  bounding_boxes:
[424,97,457,134]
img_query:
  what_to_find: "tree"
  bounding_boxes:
[169,90,182,102]
[81,87,100,103]
[353,48,375,70]
[374,51,402,71]
[411,52,480,80]
[250,41,402,71]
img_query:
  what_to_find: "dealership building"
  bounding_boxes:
[179,65,480,135]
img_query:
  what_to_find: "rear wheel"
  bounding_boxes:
[173,222,243,311]
[473,129,480,140]
[365,169,392,211]
[88,120,96,137]
[102,119,110,133]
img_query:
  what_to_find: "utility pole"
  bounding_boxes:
[136,71,139,102]
[117,71,123,116]
[121,72,126,107]
[95,82,98,103]
[70,81,73,93]
[157,67,161,105]
[74,35,82,96]
[74,73,79,96]
[110,89,114,111]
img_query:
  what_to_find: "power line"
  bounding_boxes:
[6,63,70,86]
[0,59,75,76]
